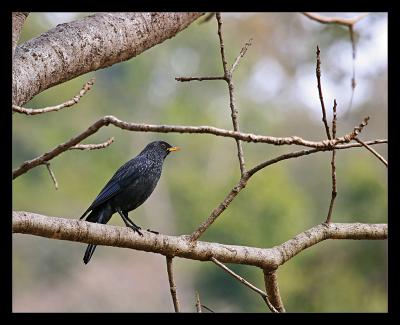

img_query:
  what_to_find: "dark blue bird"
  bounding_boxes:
[80,140,180,264]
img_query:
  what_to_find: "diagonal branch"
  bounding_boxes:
[44,162,58,190]
[166,256,180,312]
[12,212,387,270]
[230,38,253,75]
[210,257,278,312]
[354,137,388,167]
[12,78,95,116]
[12,114,375,180]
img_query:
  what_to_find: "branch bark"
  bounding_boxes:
[12,12,204,106]
[263,269,285,312]
[12,211,387,270]
[12,12,29,57]
[166,256,180,312]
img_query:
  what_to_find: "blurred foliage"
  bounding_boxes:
[13,12,387,312]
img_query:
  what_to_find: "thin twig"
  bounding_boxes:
[230,38,253,75]
[69,137,114,150]
[354,137,388,167]
[44,162,58,190]
[12,78,95,116]
[189,176,249,242]
[201,305,215,313]
[175,76,224,82]
[210,257,279,313]
[195,291,202,312]
[326,100,338,224]
[198,12,216,24]
[316,46,331,140]
[166,256,180,312]
[12,115,375,180]
[263,269,285,312]
[216,12,247,176]
[302,12,369,27]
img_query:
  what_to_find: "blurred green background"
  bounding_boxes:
[12,12,387,312]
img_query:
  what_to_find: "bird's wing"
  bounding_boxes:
[80,157,149,219]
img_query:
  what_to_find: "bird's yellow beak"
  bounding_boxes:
[167,146,181,152]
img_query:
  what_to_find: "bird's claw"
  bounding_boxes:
[129,225,143,237]
[147,228,159,235]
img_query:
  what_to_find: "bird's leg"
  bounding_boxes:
[124,213,141,230]
[116,208,143,237]
[146,228,159,235]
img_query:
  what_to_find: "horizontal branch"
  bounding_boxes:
[175,76,224,82]
[13,12,204,106]
[302,12,369,27]
[13,211,387,270]
[12,78,95,115]
[69,137,114,150]
[13,115,382,179]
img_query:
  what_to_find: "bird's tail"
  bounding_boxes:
[83,244,97,264]
[82,207,112,265]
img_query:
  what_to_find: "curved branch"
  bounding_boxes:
[302,12,368,27]
[12,78,95,115]
[12,12,204,106]
[12,211,387,270]
[12,114,381,179]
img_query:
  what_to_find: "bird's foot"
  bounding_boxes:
[147,228,159,235]
[128,225,143,237]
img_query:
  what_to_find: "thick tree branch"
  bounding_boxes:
[12,78,95,115]
[12,12,29,57]
[263,269,285,312]
[12,114,376,180]
[12,12,204,106]
[12,211,387,270]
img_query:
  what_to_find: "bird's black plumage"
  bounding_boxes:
[80,140,179,264]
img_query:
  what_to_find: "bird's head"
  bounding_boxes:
[141,141,180,160]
